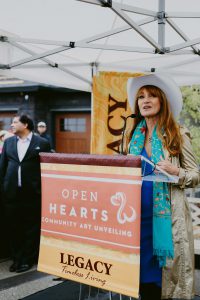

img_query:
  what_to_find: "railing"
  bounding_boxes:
[187,186,200,255]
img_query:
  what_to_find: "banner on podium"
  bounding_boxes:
[38,154,141,298]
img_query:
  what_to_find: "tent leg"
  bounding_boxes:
[158,0,165,50]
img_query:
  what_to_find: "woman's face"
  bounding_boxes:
[137,87,161,118]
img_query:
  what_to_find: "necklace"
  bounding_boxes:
[148,136,152,143]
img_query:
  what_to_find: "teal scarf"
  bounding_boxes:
[129,119,174,267]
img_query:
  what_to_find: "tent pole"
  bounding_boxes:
[7,41,92,85]
[108,3,161,51]
[158,0,165,50]
[8,45,71,68]
[166,18,199,53]
[169,37,200,52]
[2,16,156,46]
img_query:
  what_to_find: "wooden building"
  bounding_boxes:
[0,76,91,153]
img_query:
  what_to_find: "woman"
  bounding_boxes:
[126,74,200,300]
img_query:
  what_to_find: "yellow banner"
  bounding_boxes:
[91,71,143,154]
[38,237,140,298]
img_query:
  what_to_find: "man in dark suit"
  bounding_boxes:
[0,114,51,273]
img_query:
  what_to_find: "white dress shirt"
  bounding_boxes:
[17,132,33,187]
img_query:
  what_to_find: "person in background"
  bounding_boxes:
[0,130,14,154]
[37,121,53,150]
[0,114,51,273]
[126,74,200,300]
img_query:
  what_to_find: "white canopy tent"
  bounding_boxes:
[1,0,200,91]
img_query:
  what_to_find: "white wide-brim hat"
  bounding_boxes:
[127,73,183,118]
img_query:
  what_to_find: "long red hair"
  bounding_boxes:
[129,85,182,156]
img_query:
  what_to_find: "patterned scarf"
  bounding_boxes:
[129,119,174,267]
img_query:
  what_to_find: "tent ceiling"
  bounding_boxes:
[0,0,200,91]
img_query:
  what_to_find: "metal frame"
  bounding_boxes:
[107,2,162,51]
[0,0,200,86]
[7,40,92,85]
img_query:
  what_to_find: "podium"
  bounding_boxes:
[38,153,142,299]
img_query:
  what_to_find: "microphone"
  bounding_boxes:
[120,114,137,155]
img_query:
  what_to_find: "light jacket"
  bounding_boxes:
[162,127,199,299]
[126,126,200,299]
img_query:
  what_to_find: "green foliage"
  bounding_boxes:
[180,86,200,163]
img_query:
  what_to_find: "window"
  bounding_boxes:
[0,115,15,130]
[60,118,86,132]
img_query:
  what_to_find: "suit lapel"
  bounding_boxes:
[22,134,38,160]
[13,136,20,161]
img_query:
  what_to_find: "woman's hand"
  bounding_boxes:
[156,158,179,176]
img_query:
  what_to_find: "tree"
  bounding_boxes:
[180,86,200,163]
